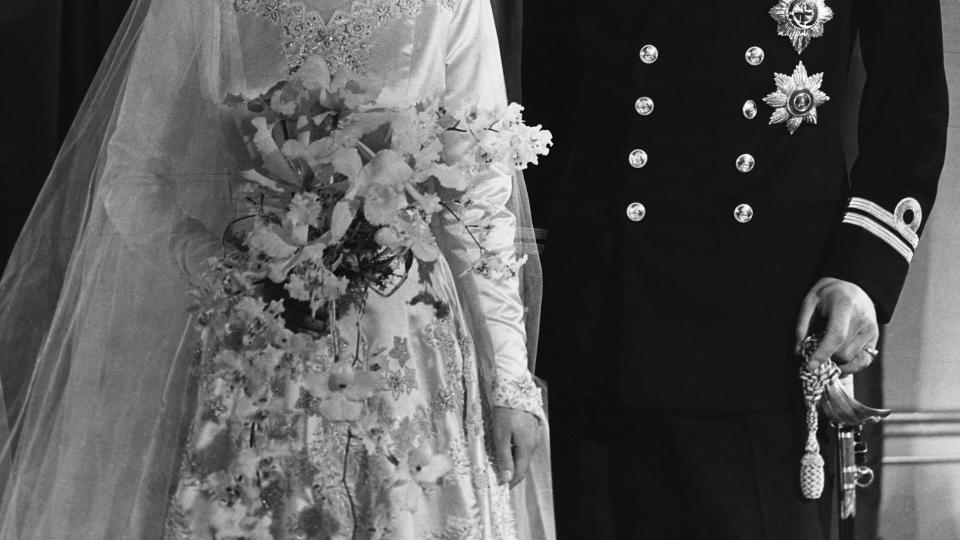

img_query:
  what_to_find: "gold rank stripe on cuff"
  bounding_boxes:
[842,213,915,263]
[847,197,920,249]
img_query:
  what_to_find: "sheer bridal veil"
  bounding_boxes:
[0,0,545,538]
[0,0,240,536]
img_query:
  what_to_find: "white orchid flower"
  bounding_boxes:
[250,116,300,185]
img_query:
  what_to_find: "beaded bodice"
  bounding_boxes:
[233,0,458,72]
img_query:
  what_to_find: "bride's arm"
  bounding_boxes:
[440,0,544,423]
[99,0,227,280]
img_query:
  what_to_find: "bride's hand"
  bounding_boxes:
[493,406,543,489]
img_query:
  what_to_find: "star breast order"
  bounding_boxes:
[769,0,834,54]
[763,62,830,134]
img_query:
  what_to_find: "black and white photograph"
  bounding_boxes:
[0,1,956,538]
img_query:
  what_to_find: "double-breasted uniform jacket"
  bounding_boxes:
[537,0,949,412]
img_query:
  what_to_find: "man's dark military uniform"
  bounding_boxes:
[532,0,949,538]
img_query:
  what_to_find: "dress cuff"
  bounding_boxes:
[491,374,545,422]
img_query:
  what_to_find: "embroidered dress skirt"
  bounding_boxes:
[165,258,520,540]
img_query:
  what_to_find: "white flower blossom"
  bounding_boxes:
[247,226,298,260]
[285,193,322,244]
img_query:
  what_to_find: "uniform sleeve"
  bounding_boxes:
[819,0,949,323]
[440,0,544,420]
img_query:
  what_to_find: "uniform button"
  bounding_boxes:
[736,153,756,173]
[626,202,647,222]
[745,46,765,66]
[628,149,649,169]
[743,100,758,119]
[734,204,754,224]
[635,96,655,116]
[639,44,659,64]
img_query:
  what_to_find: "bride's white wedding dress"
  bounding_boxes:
[0,1,552,538]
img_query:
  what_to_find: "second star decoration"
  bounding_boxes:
[763,61,830,134]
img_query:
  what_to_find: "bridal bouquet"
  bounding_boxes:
[178,56,550,537]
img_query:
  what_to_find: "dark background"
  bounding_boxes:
[0,0,131,271]
[0,1,881,538]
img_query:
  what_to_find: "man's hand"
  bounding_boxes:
[492,407,543,489]
[795,277,880,375]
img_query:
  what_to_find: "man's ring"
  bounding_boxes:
[863,346,880,359]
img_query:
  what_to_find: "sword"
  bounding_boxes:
[835,377,879,540]
[798,333,890,537]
